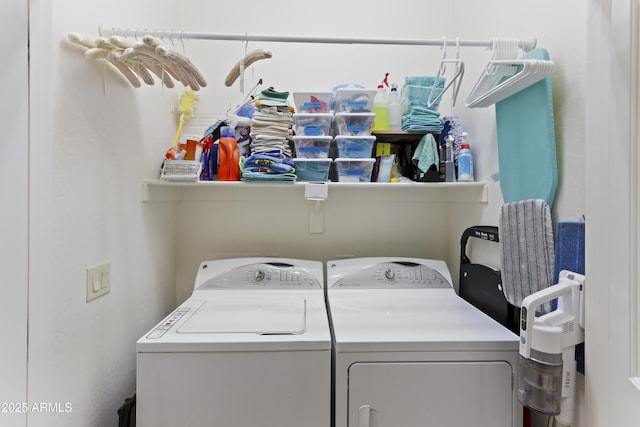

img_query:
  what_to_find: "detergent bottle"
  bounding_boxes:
[388,83,402,131]
[218,126,240,181]
[372,73,389,132]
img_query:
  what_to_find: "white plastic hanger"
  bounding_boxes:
[466,58,554,108]
[427,37,465,108]
[67,32,207,90]
[466,38,553,108]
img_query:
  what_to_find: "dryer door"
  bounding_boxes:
[348,361,514,427]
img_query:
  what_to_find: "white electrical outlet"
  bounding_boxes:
[86,262,110,302]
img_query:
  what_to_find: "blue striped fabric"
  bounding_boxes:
[499,199,555,311]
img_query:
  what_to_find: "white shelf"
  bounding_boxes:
[143,179,489,203]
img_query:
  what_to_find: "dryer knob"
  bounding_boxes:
[384,268,395,280]
[254,269,266,282]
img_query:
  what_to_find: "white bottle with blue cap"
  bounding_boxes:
[457,132,474,182]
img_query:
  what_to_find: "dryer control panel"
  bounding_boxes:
[197,262,321,290]
[330,262,451,289]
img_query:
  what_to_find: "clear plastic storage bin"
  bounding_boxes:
[294,158,333,182]
[333,89,377,112]
[333,112,376,136]
[292,136,332,158]
[334,158,376,182]
[292,92,333,113]
[293,113,334,136]
[335,135,376,158]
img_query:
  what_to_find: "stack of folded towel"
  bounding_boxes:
[242,87,296,182]
[250,87,294,157]
[240,150,296,183]
[401,76,445,133]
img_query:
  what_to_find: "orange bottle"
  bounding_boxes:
[218,126,240,181]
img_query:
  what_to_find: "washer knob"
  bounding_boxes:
[384,268,395,280]
[254,269,266,282]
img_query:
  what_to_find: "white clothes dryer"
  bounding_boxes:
[326,257,522,427]
[136,258,331,427]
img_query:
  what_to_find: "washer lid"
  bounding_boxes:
[177,296,306,335]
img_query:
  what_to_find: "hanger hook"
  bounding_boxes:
[440,37,448,61]
[455,37,461,60]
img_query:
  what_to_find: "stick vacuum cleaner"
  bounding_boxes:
[518,270,585,426]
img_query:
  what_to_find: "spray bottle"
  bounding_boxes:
[388,83,402,131]
[372,73,390,132]
[444,135,456,182]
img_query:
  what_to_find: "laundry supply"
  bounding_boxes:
[457,132,474,182]
[444,135,455,182]
[388,83,402,131]
[200,136,215,181]
[372,73,389,131]
[218,126,240,181]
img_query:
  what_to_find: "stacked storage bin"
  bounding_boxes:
[332,89,377,182]
[292,92,334,181]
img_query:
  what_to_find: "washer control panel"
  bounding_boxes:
[146,307,191,339]
[331,262,451,289]
[197,262,321,290]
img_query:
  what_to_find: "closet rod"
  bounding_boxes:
[98,25,537,51]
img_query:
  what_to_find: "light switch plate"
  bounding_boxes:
[86,262,110,302]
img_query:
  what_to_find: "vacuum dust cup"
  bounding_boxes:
[517,349,563,414]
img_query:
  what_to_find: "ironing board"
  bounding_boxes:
[495,48,558,206]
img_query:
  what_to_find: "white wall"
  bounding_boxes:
[22,0,587,426]
[585,1,640,425]
[27,1,182,426]
[1,1,28,426]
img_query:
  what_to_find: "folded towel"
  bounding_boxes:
[259,87,290,107]
[499,199,555,311]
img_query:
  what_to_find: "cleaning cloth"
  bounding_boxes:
[412,133,439,173]
[499,199,555,312]
[552,219,586,374]
[553,220,585,281]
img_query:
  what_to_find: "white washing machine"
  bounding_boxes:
[326,257,522,427]
[136,258,331,427]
